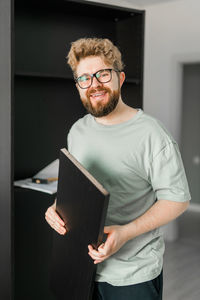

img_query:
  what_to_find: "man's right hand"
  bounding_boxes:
[45,200,67,235]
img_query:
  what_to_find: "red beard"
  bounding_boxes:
[81,86,120,117]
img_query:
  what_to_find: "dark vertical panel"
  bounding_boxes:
[121,83,142,108]
[181,64,200,205]
[116,12,145,107]
[116,13,144,78]
[14,76,85,179]
[14,190,56,300]
[0,0,13,299]
[15,6,115,77]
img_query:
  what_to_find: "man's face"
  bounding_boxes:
[75,56,125,117]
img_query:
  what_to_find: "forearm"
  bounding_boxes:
[123,199,189,242]
[88,200,189,264]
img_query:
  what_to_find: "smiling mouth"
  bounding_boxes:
[90,91,107,101]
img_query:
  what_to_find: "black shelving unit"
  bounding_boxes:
[14,0,144,178]
[1,0,145,299]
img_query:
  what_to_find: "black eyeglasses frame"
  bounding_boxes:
[75,68,120,89]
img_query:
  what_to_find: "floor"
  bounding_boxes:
[163,239,200,300]
[163,208,200,300]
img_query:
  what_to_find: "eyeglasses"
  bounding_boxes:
[75,68,119,89]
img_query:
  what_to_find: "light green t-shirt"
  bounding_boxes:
[67,109,191,286]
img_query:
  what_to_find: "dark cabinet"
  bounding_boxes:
[14,1,145,178]
[0,0,145,298]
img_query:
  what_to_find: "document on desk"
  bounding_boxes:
[14,159,59,194]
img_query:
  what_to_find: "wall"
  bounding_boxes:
[0,0,12,298]
[143,0,200,240]
[143,0,200,143]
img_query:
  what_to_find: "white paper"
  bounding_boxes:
[33,159,59,179]
[14,159,59,194]
[14,178,58,194]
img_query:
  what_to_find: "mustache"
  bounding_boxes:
[86,87,111,97]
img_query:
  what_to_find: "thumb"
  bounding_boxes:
[104,226,113,234]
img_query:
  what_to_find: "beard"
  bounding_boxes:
[80,86,120,118]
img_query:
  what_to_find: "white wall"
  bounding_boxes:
[143,0,200,240]
[143,0,200,143]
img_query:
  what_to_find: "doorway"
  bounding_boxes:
[180,63,200,205]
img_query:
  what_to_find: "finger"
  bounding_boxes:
[88,251,103,260]
[88,245,104,257]
[98,243,105,251]
[94,259,103,264]
[48,208,65,226]
[88,245,98,254]
[88,252,99,260]
[94,256,109,264]
[55,214,65,226]
[104,226,112,234]
[45,214,67,235]
[97,242,105,249]
[45,213,58,227]
[88,245,94,251]
[45,208,65,227]
[88,250,104,259]
[54,222,67,235]
[52,221,67,235]
[98,239,113,255]
[88,251,105,264]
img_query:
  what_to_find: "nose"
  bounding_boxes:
[91,76,102,88]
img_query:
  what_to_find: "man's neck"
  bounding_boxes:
[94,98,138,126]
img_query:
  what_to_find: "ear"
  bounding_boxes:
[119,72,125,88]
[75,82,80,91]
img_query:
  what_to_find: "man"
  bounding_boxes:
[45,38,191,299]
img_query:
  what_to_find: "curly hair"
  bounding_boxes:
[67,37,124,75]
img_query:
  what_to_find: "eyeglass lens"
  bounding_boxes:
[77,69,112,89]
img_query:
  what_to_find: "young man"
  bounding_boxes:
[45,38,191,299]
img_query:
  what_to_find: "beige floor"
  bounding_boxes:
[163,239,200,300]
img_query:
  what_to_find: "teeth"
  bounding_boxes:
[91,92,105,97]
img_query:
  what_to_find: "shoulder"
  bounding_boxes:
[69,114,92,134]
[142,112,174,139]
[140,111,175,142]
[137,111,177,160]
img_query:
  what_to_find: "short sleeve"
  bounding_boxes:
[67,132,72,152]
[149,141,191,202]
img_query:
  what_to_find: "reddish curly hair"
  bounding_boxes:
[67,37,124,75]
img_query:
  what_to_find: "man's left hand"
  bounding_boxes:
[88,200,190,264]
[88,225,128,264]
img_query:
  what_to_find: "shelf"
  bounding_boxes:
[125,78,140,85]
[15,71,73,81]
[15,71,140,85]
[15,0,144,21]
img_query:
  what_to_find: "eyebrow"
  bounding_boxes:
[77,68,110,78]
